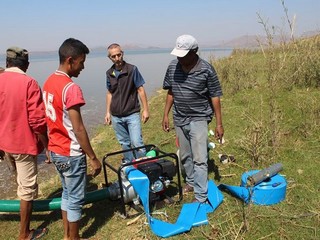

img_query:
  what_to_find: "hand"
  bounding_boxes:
[141,110,149,123]
[90,157,102,178]
[215,125,224,143]
[105,113,112,125]
[162,116,170,132]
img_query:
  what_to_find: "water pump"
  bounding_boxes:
[102,145,182,217]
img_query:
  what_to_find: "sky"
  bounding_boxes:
[0,0,319,53]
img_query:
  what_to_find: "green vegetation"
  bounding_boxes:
[1,34,319,240]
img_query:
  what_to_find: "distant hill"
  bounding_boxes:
[214,31,320,49]
[215,34,292,48]
[300,30,320,38]
[90,44,162,53]
[216,35,263,48]
[92,32,320,51]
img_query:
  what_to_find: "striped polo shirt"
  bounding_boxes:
[163,57,222,127]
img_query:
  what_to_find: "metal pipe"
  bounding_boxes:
[246,163,283,186]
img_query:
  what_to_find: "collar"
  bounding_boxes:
[179,56,201,74]
[192,57,202,72]
[55,70,70,78]
[111,61,128,73]
[4,67,26,75]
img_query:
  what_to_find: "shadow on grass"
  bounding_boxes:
[81,198,120,238]
[81,178,122,238]
[208,153,221,182]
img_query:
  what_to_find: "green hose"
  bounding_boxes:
[0,188,110,212]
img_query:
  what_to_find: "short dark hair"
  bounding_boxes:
[107,43,121,50]
[107,43,123,57]
[59,38,90,64]
[6,58,29,69]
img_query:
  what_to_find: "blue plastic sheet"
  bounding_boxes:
[126,167,224,238]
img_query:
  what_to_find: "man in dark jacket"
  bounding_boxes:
[105,43,149,162]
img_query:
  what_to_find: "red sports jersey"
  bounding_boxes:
[43,71,85,156]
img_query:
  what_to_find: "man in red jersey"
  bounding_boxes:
[43,38,101,240]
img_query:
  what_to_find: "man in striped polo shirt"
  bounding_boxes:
[162,35,224,203]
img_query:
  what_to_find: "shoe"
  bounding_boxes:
[218,154,236,164]
[182,184,194,195]
[28,228,48,240]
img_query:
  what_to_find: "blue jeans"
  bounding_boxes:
[176,120,208,202]
[111,112,145,161]
[50,152,87,222]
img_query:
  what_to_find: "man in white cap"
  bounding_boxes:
[162,34,224,203]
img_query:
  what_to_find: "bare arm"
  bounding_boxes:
[137,86,149,123]
[105,91,112,125]
[211,96,224,143]
[162,89,174,132]
[37,133,49,160]
[68,105,101,177]
[37,134,48,149]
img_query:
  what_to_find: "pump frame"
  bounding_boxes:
[102,144,183,217]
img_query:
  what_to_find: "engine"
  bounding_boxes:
[108,158,176,204]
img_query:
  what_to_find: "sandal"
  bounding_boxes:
[29,228,48,240]
[182,184,194,195]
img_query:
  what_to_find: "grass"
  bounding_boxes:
[1,35,320,239]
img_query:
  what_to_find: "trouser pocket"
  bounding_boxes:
[54,161,71,172]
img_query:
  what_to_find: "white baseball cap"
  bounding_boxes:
[171,34,198,57]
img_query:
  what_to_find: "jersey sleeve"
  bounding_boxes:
[65,83,86,109]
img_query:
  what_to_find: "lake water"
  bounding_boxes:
[0,48,232,200]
